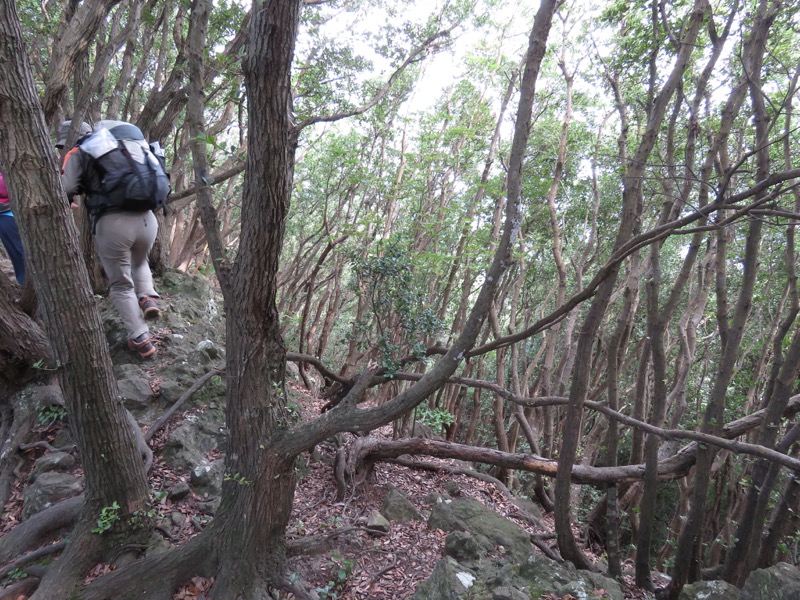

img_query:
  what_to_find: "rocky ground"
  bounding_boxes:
[0,268,671,599]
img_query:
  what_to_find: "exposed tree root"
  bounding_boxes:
[0,576,40,600]
[78,532,214,600]
[0,540,65,580]
[530,534,563,562]
[28,521,106,599]
[0,495,81,564]
[0,390,36,508]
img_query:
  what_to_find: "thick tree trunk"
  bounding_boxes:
[0,2,149,596]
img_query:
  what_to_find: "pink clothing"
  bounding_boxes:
[0,172,8,206]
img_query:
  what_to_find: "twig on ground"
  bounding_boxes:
[368,554,399,583]
[287,526,385,557]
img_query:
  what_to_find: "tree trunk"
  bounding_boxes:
[0,1,150,596]
[555,0,708,570]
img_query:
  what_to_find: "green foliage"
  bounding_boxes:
[36,402,67,427]
[313,551,356,600]
[92,502,121,534]
[348,240,444,375]
[128,491,168,530]
[1,567,27,587]
[416,406,455,430]
[223,472,251,486]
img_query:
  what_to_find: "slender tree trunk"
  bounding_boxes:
[555,0,707,570]
[665,4,782,595]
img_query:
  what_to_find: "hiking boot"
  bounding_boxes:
[139,296,160,320]
[128,333,156,358]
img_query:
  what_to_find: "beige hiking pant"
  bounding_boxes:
[94,210,159,340]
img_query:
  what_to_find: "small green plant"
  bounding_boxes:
[1,567,27,586]
[92,501,121,534]
[416,407,455,430]
[36,402,67,426]
[32,358,61,371]
[223,472,251,486]
[314,552,355,599]
[128,491,166,530]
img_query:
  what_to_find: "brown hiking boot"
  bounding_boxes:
[128,332,156,358]
[138,296,160,320]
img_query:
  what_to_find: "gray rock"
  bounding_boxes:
[145,531,172,556]
[167,481,191,501]
[366,510,390,534]
[444,481,462,497]
[428,497,532,561]
[444,531,483,563]
[511,496,542,521]
[196,497,221,515]
[680,580,743,600]
[162,410,225,475]
[411,557,478,600]
[30,452,75,479]
[170,511,187,527]
[491,586,528,600]
[27,384,65,410]
[411,422,442,440]
[742,562,800,600]
[51,428,74,449]
[518,555,623,600]
[189,460,225,495]
[22,472,83,520]
[115,363,155,411]
[557,577,622,600]
[381,486,424,523]
[195,339,221,360]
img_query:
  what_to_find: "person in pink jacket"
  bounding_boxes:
[0,171,26,285]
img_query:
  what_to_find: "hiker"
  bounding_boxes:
[59,119,169,358]
[0,171,26,285]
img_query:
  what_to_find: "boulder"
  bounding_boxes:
[518,556,623,600]
[167,481,191,501]
[742,562,800,600]
[115,363,155,412]
[366,510,390,534]
[411,557,479,599]
[444,531,483,563]
[162,410,225,473]
[22,472,82,520]
[29,452,75,479]
[490,586,528,600]
[428,497,532,561]
[381,486,424,523]
[680,580,743,600]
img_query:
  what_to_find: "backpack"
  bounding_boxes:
[80,123,169,214]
